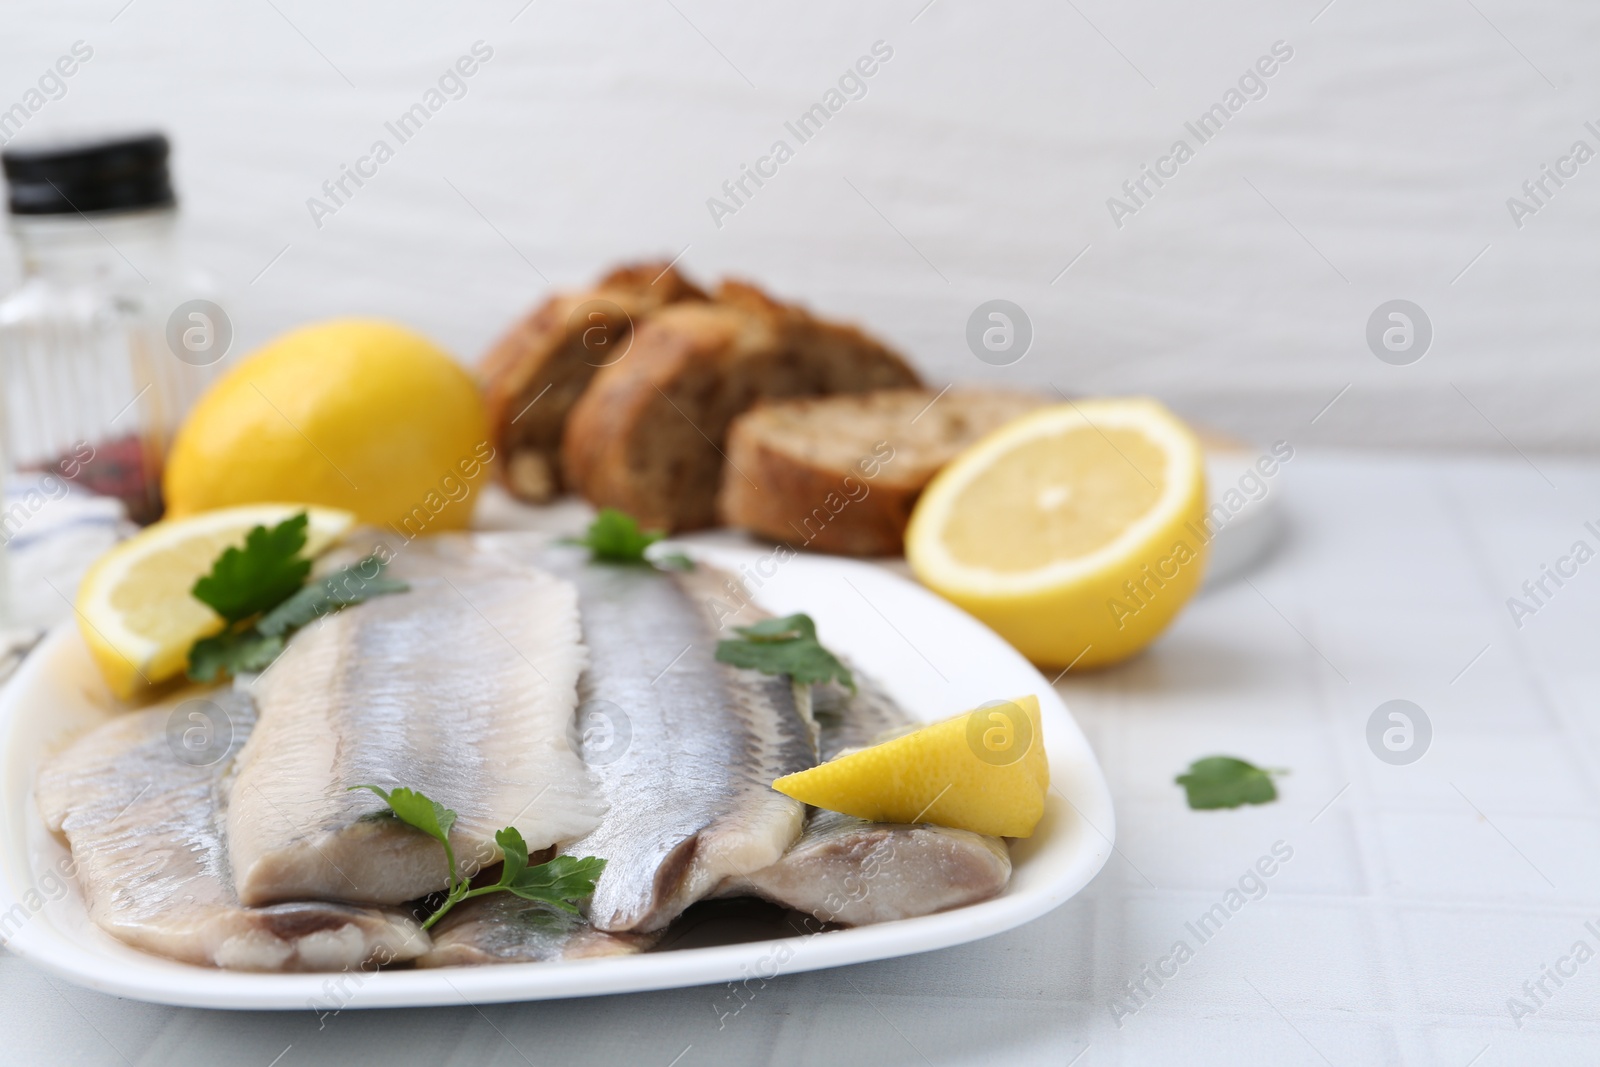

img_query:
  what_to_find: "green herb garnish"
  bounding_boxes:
[562,507,692,569]
[188,628,287,681]
[186,512,408,683]
[715,613,854,692]
[192,512,313,623]
[349,784,605,929]
[1175,756,1283,810]
[256,558,408,636]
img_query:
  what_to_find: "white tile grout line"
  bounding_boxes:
[1434,478,1600,800]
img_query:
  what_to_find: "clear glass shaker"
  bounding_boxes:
[0,132,224,528]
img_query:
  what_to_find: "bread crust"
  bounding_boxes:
[717,388,1047,556]
[478,262,705,502]
[561,280,919,531]
[723,428,916,555]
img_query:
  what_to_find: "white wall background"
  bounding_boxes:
[2,0,1597,453]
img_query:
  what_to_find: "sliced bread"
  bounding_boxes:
[561,280,920,531]
[718,388,1047,556]
[479,262,706,502]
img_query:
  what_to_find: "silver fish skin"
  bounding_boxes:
[508,542,815,934]
[417,895,657,967]
[725,809,1011,926]
[228,534,602,907]
[811,673,915,761]
[35,691,429,971]
[721,675,1012,926]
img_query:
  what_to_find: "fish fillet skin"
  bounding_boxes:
[35,692,429,971]
[811,671,915,762]
[501,542,815,933]
[228,534,602,907]
[418,894,657,967]
[719,675,1012,926]
[722,809,1011,926]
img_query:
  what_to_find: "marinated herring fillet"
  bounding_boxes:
[418,893,657,967]
[522,544,816,933]
[228,535,602,907]
[719,676,1012,925]
[35,691,428,971]
[724,809,1011,926]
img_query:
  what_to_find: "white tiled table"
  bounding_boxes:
[5,451,1599,1066]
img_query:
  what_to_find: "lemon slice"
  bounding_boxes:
[906,397,1207,669]
[773,695,1049,838]
[75,504,356,700]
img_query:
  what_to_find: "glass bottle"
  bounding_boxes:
[0,133,222,528]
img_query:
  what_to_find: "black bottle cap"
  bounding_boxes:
[1,132,175,216]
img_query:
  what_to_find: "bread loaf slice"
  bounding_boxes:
[479,262,706,502]
[718,388,1047,556]
[561,281,920,531]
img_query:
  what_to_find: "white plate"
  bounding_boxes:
[0,546,1113,1010]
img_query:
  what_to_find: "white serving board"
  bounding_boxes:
[0,546,1113,1010]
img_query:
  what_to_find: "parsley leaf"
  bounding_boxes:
[735,615,820,642]
[257,558,409,637]
[187,629,285,683]
[561,507,691,569]
[184,520,408,684]
[504,855,607,913]
[191,512,312,624]
[494,826,529,886]
[562,507,660,562]
[351,784,458,846]
[348,784,604,929]
[1175,756,1282,810]
[715,613,855,692]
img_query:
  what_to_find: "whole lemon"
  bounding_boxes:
[164,320,492,532]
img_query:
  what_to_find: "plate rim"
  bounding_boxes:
[0,545,1115,1010]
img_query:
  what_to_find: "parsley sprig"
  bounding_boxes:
[186,512,408,682]
[562,508,692,570]
[192,513,313,622]
[349,784,605,930]
[715,613,855,692]
[1175,756,1284,810]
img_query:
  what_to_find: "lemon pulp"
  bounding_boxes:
[906,397,1208,668]
[942,426,1166,572]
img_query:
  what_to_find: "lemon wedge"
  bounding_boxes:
[773,695,1049,838]
[906,397,1208,669]
[74,504,355,700]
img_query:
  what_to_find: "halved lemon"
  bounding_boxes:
[906,397,1208,669]
[773,695,1049,838]
[75,504,355,700]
